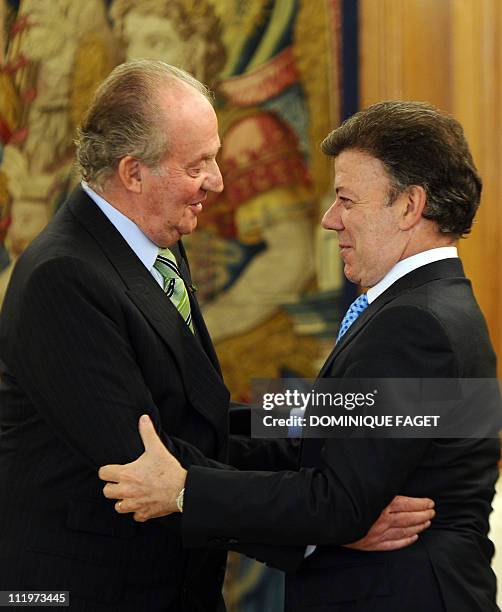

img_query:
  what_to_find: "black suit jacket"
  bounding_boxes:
[0,187,229,611]
[183,259,500,611]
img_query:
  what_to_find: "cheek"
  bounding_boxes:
[367,219,400,262]
[176,177,201,199]
[351,218,385,261]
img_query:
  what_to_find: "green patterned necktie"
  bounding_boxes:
[153,248,194,334]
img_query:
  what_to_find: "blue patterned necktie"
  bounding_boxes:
[336,293,369,343]
[153,248,194,334]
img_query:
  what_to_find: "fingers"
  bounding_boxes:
[385,508,435,527]
[368,534,419,552]
[114,496,153,516]
[138,414,162,452]
[98,464,124,482]
[133,508,158,522]
[114,498,170,522]
[133,512,149,523]
[388,495,434,512]
[380,521,431,542]
[133,508,175,522]
[107,487,171,521]
[345,520,431,552]
[347,517,432,552]
[115,497,143,514]
[103,481,138,501]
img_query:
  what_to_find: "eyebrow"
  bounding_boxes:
[335,186,358,198]
[188,144,222,166]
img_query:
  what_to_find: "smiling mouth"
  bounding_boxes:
[189,202,203,213]
[339,246,353,261]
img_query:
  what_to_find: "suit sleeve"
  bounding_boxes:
[9,256,225,470]
[229,436,300,471]
[182,305,459,548]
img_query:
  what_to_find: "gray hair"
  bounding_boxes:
[75,59,213,189]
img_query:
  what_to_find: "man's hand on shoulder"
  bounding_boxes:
[98,414,186,522]
[345,495,435,552]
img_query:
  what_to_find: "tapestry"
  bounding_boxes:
[0,0,345,608]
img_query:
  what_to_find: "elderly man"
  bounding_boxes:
[0,62,431,611]
[0,59,228,611]
[101,100,500,611]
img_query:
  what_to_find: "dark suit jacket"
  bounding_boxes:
[0,186,230,611]
[183,259,500,611]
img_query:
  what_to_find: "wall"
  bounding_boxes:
[360,0,502,371]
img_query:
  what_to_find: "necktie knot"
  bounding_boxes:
[153,248,194,334]
[336,293,369,343]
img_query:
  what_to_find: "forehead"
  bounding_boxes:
[334,149,391,192]
[160,86,220,161]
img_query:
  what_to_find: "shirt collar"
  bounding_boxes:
[366,246,458,304]
[81,181,158,271]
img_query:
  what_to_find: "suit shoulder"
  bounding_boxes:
[367,302,455,349]
[19,205,92,261]
[388,279,495,374]
[344,304,458,377]
[352,294,495,377]
[2,242,116,326]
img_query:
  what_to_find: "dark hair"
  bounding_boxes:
[321,100,482,236]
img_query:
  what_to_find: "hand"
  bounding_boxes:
[345,495,435,552]
[98,414,187,522]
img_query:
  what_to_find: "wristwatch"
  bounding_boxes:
[176,487,185,513]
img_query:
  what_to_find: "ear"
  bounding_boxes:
[117,156,142,193]
[399,185,427,230]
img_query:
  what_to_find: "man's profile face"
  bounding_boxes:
[322,149,408,287]
[136,86,223,247]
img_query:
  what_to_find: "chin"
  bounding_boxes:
[343,265,357,284]
[182,219,198,235]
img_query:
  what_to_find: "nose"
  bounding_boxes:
[203,159,224,193]
[321,199,344,231]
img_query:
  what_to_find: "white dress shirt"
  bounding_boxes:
[366,247,458,304]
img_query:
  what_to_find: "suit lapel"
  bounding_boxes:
[303,258,466,467]
[126,286,229,445]
[67,187,229,443]
[175,240,223,376]
[318,258,466,378]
